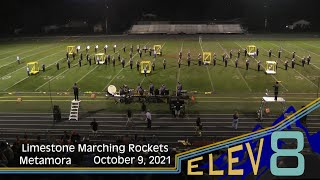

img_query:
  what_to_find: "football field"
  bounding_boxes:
[0,35,319,114]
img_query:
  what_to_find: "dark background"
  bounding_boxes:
[0,0,319,35]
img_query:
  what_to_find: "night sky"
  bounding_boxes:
[0,0,319,34]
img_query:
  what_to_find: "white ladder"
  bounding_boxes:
[69,100,80,120]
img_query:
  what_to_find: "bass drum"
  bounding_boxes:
[107,85,117,96]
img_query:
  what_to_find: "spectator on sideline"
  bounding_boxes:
[90,119,98,137]
[126,109,133,127]
[273,81,279,101]
[174,101,181,117]
[232,111,239,130]
[146,110,152,129]
[195,117,203,136]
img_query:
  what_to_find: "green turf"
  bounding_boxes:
[0,36,319,114]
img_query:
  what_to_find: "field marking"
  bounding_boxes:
[35,49,90,91]
[0,46,44,61]
[102,49,140,91]
[35,40,89,91]
[258,42,319,88]
[0,38,79,81]
[198,37,215,92]
[0,95,316,100]
[0,37,69,57]
[297,43,320,57]
[0,41,61,60]
[0,96,316,101]
[3,77,29,91]
[0,99,312,103]
[102,42,157,91]
[140,42,168,86]
[218,42,252,92]
[140,77,146,85]
[234,42,289,92]
[0,49,65,81]
[302,42,320,50]
[68,44,128,91]
[35,67,74,91]
[269,42,320,71]
[288,42,320,70]
[6,39,82,91]
[0,37,70,68]
[0,46,60,69]
[0,48,24,56]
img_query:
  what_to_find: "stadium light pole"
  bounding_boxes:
[263,0,269,32]
[104,0,109,34]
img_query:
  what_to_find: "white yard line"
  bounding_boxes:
[302,42,320,49]
[35,64,78,91]
[103,49,140,91]
[288,42,320,71]
[205,66,215,92]
[0,44,64,69]
[218,42,252,92]
[297,43,320,57]
[0,48,23,56]
[198,37,215,92]
[269,42,320,71]
[0,46,44,61]
[0,49,65,80]
[234,42,289,92]
[102,42,154,91]
[68,44,127,91]
[0,37,70,66]
[140,42,167,85]
[35,45,93,91]
[258,42,319,88]
[0,38,79,80]
[177,68,181,84]
[3,77,29,91]
[2,38,81,91]
[140,77,146,85]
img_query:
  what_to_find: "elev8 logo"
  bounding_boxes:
[186,105,318,178]
[187,131,304,176]
[270,131,304,176]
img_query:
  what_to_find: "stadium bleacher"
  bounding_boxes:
[129,23,245,34]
